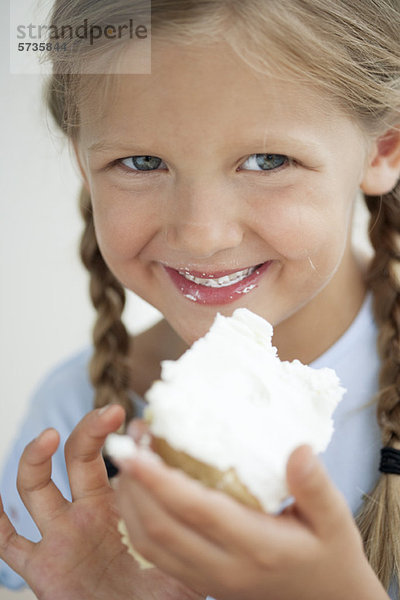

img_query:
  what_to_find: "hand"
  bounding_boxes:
[115,440,390,600]
[0,406,203,600]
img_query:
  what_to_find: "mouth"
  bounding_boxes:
[163,261,272,305]
[178,265,257,288]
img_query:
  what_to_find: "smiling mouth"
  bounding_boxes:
[178,266,258,288]
[163,261,271,305]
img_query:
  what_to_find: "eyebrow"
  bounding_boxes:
[88,140,150,154]
[88,135,323,156]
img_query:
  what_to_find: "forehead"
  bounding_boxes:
[78,40,349,153]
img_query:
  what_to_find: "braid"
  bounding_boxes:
[79,185,134,423]
[356,181,400,589]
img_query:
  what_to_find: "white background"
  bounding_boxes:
[0,0,372,596]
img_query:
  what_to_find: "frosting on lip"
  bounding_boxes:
[144,308,345,512]
[174,264,264,278]
[164,262,271,305]
[179,266,256,288]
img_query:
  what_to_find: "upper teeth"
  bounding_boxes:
[178,266,256,287]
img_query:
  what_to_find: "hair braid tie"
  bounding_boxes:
[79,186,134,423]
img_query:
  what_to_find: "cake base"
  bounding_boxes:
[118,519,155,570]
[152,436,263,511]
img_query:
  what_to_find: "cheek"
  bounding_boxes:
[91,187,157,263]
[255,186,353,270]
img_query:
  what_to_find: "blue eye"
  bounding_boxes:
[118,153,290,174]
[242,154,288,171]
[120,156,165,171]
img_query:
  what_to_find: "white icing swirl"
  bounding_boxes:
[145,308,345,512]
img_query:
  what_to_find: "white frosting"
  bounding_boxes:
[145,308,345,513]
[105,433,138,459]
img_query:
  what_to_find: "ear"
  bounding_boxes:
[361,126,400,195]
[71,140,90,193]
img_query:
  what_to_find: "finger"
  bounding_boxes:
[117,451,238,543]
[0,494,36,576]
[65,404,125,500]
[116,458,311,592]
[286,445,352,538]
[17,428,69,531]
[126,419,150,444]
[116,471,227,591]
[116,451,290,555]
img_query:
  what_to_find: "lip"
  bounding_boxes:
[163,261,272,305]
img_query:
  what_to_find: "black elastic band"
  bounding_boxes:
[379,447,400,475]
[103,455,119,479]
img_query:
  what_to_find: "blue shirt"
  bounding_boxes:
[0,294,392,595]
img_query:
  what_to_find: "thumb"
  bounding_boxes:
[286,445,351,538]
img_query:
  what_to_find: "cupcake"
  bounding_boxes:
[106,308,344,513]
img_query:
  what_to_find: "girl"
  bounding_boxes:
[1,0,400,598]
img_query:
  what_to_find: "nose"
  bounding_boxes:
[164,181,244,258]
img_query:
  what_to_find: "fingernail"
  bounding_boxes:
[99,404,114,416]
[34,429,47,442]
[35,428,54,442]
[114,449,162,475]
[301,447,317,477]
[33,428,59,448]
[117,448,161,469]
[127,420,142,440]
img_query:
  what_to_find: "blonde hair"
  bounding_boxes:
[44,0,400,588]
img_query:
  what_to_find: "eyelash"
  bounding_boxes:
[112,154,297,176]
